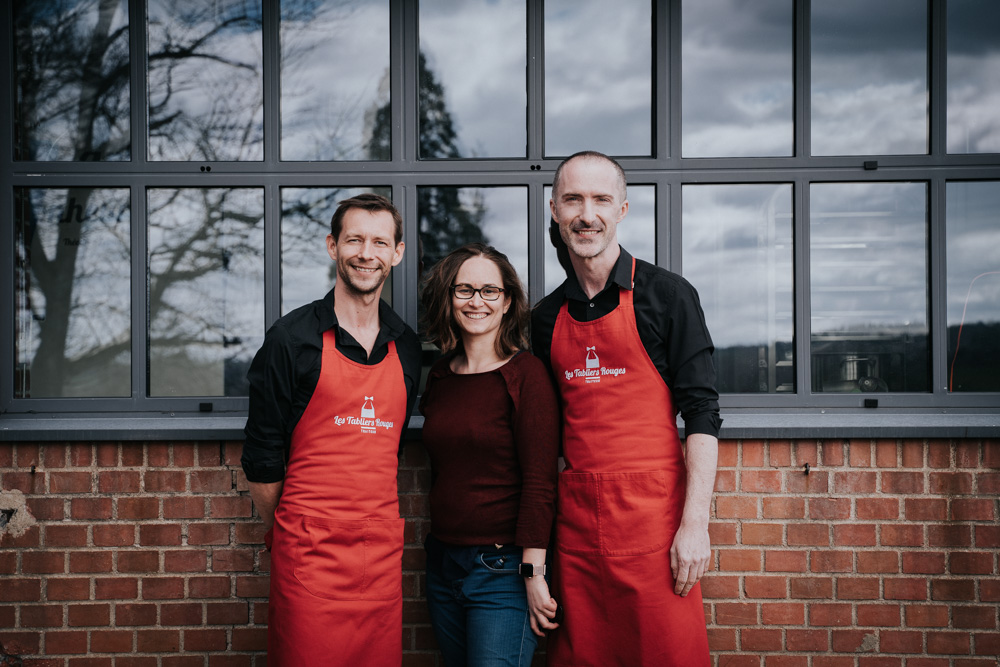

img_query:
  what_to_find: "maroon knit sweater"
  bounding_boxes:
[419,351,560,548]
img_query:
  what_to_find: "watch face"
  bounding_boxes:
[520,563,533,577]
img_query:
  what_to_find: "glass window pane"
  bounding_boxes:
[681,0,792,158]
[543,185,655,295]
[148,188,264,397]
[545,0,652,157]
[811,0,927,156]
[15,188,131,398]
[682,185,794,394]
[947,0,1000,154]
[418,0,526,159]
[281,186,392,315]
[13,0,131,162]
[147,0,263,161]
[280,0,390,161]
[946,182,1000,392]
[810,183,929,393]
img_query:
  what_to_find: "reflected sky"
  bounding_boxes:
[545,0,652,157]
[811,0,927,156]
[419,0,526,158]
[947,0,1000,153]
[682,0,792,157]
[946,181,1000,326]
[281,0,389,161]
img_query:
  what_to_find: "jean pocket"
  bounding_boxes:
[477,551,519,574]
[293,516,403,601]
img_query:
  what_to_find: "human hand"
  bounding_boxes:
[669,522,711,597]
[525,576,560,636]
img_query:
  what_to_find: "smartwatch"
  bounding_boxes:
[519,563,546,578]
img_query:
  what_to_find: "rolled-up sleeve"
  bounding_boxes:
[667,279,722,439]
[242,324,296,483]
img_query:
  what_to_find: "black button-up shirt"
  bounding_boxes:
[242,289,422,483]
[531,248,722,438]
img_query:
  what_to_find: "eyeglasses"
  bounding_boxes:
[451,284,505,301]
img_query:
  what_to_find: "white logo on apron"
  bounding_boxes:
[562,344,627,384]
[585,346,600,369]
[331,395,395,433]
[361,396,375,419]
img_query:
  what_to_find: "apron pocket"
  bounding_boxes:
[596,471,674,557]
[293,516,404,601]
[556,473,602,555]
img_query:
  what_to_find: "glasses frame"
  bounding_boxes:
[451,284,506,301]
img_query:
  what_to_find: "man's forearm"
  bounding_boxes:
[249,481,284,531]
[680,433,718,530]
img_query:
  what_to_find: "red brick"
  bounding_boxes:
[22,551,66,574]
[882,630,924,653]
[235,575,269,599]
[161,603,204,626]
[96,443,119,466]
[43,445,67,468]
[952,499,995,521]
[849,440,873,467]
[188,523,230,545]
[928,442,951,468]
[818,441,842,466]
[876,441,898,467]
[977,525,1000,549]
[140,524,183,546]
[121,445,143,466]
[232,627,268,652]
[743,441,765,467]
[90,629,132,653]
[742,470,781,493]
[786,470,829,494]
[212,549,253,572]
[701,575,739,599]
[118,497,159,520]
[210,496,253,518]
[118,551,159,573]
[44,524,88,547]
[858,498,899,520]
[21,605,64,627]
[115,603,157,625]
[902,442,924,467]
[832,629,873,653]
[811,551,853,573]
[98,471,141,494]
[788,524,829,546]
[836,577,879,600]
[143,578,184,600]
[173,445,195,467]
[932,579,975,601]
[743,523,782,545]
[27,497,65,521]
[985,441,1000,468]
[205,602,248,624]
[707,627,737,651]
[885,472,926,495]
[762,602,805,625]
[785,628,828,651]
[744,576,787,599]
[137,629,181,653]
[950,552,994,575]
[71,498,113,520]
[810,603,853,626]
[235,522,267,545]
[974,632,1000,655]
[709,522,737,545]
[929,524,973,548]
[927,631,971,654]
[44,630,88,654]
[719,549,762,572]
[790,577,833,599]
[144,471,186,493]
[163,497,205,519]
[833,524,876,547]
[0,631,38,656]
[762,497,805,519]
[2,471,46,495]
[769,441,792,467]
[148,444,170,466]
[718,441,738,467]
[907,498,948,521]
[857,603,902,627]
[715,602,757,625]
[981,580,1000,602]
[190,470,232,493]
[765,550,808,573]
[1,523,39,548]
[93,524,135,547]
[906,604,949,627]
[885,578,928,600]
[741,628,782,651]
[95,577,137,600]
[165,550,209,573]
[184,628,228,651]
[982,474,1000,495]
[68,603,110,627]
[715,470,737,492]
[953,606,997,629]
[882,524,924,547]
[903,552,947,574]
[716,496,758,519]
[956,441,980,467]
[930,472,974,495]
[809,497,850,520]
[188,576,232,599]
[47,578,91,601]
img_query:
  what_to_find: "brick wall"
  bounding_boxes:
[1,438,998,666]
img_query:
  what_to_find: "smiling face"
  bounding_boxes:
[451,255,511,345]
[327,207,404,297]
[550,156,628,261]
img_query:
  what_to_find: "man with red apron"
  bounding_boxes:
[242,194,421,666]
[532,153,721,666]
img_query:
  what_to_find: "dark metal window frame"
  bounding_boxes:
[2,0,998,440]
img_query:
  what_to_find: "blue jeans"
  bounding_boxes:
[425,535,539,667]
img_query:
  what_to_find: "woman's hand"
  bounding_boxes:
[525,575,560,637]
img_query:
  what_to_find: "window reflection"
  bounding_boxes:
[280,0,390,161]
[544,0,652,157]
[811,0,927,156]
[281,187,392,314]
[13,0,131,161]
[148,188,264,397]
[543,186,655,296]
[147,0,264,161]
[15,188,131,398]
[946,182,1000,392]
[681,0,792,158]
[682,185,793,393]
[810,183,929,393]
[419,0,526,158]
[947,0,1000,154]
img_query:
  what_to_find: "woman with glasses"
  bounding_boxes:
[419,242,561,667]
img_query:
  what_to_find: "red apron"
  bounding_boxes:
[547,260,710,667]
[267,331,407,667]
